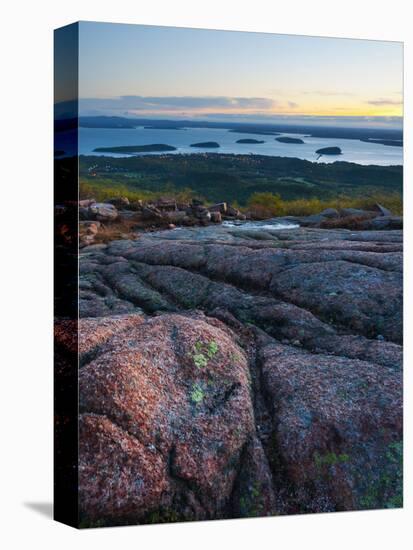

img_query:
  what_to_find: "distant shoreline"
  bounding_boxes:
[74,115,403,144]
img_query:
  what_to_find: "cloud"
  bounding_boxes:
[301,91,355,96]
[79,95,277,114]
[287,101,299,108]
[367,98,403,106]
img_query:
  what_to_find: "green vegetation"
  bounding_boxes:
[247,192,403,217]
[79,179,196,204]
[238,481,265,517]
[359,441,403,509]
[206,341,219,357]
[192,340,219,369]
[190,383,205,405]
[314,451,350,469]
[76,154,402,214]
[193,354,208,369]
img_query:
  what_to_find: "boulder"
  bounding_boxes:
[77,313,256,524]
[226,205,241,217]
[164,211,188,224]
[372,203,393,217]
[361,216,403,230]
[319,208,339,219]
[78,207,90,221]
[79,199,96,208]
[106,197,130,209]
[199,210,211,224]
[128,200,144,211]
[88,202,118,222]
[209,202,228,214]
[210,211,222,223]
[141,205,163,221]
[259,338,402,512]
[117,210,142,221]
[339,208,374,218]
[79,221,101,247]
[298,214,327,227]
[154,197,178,211]
[177,202,190,211]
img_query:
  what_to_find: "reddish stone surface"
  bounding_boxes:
[78,313,256,523]
[65,225,403,525]
[258,337,402,512]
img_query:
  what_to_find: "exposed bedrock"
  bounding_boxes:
[80,227,402,344]
[66,226,402,524]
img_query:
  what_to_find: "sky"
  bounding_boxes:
[74,21,403,127]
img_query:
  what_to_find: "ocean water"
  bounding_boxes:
[76,126,403,166]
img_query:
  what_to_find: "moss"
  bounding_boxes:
[314,451,350,469]
[193,353,208,369]
[359,440,403,510]
[145,508,182,524]
[238,482,264,518]
[192,339,219,369]
[190,383,205,405]
[206,340,219,358]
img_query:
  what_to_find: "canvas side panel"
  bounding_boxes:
[54,22,79,529]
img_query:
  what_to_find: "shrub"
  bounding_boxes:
[245,192,402,218]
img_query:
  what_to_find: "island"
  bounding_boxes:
[93,144,177,153]
[236,138,265,144]
[143,126,185,130]
[190,141,220,148]
[316,146,342,156]
[229,129,280,136]
[276,136,305,144]
[360,138,403,147]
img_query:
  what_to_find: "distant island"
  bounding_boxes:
[276,136,305,144]
[93,144,177,153]
[190,141,220,148]
[144,126,185,130]
[360,138,403,147]
[316,146,342,156]
[229,129,280,136]
[75,116,403,144]
[80,116,137,129]
[236,138,265,144]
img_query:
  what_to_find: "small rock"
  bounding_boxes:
[88,203,118,222]
[319,208,339,219]
[210,211,222,223]
[106,197,130,209]
[209,202,228,214]
[373,203,392,217]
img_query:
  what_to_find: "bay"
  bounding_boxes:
[77,126,403,166]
